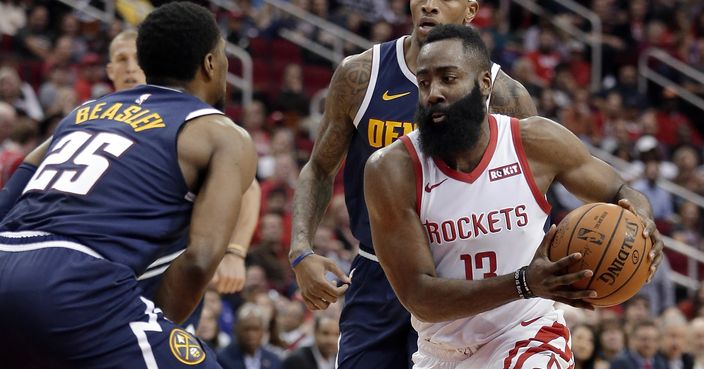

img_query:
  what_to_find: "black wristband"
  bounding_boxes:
[518,266,535,299]
[514,269,526,299]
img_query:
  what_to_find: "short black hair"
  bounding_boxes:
[424,24,491,73]
[137,2,221,84]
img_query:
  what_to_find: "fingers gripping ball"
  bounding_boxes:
[549,203,653,307]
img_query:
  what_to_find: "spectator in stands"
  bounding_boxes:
[312,226,351,281]
[537,88,559,121]
[260,151,298,202]
[572,323,607,369]
[244,264,270,297]
[510,57,544,96]
[248,212,292,294]
[0,0,26,37]
[73,53,109,103]
[369,21,393,43]
[624,295,653,331]
[561,88,598,144]
[0,66,42,121]
[58,13,87,60]
[39,65,72,115]
[322,194,358,252]
[0,101,16,146]
[638,256,675,316]
[0,115,37,185]
[218,303,282,369]
[679,283,704,320]
[277,299,309,350]
[282,315,340,369]
[14,4,51,60]
[672,146,702,191]
[671,201,703,249]
[632,160,674,222]
[611,319,667,369]
[42,35,76,77]
[656,311,694,369]
[274,64,309,117]
[598,318,627,363]
[525,27,561,85]
[242,100,270,158]
[197,306,229,350]
[689,318,704,369]
[251,292,287,357]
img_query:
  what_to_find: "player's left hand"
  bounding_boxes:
[211,253,246,294]
[618,199,664,283]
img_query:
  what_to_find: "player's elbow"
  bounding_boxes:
[180,247,220,284]
[397,275,446,323]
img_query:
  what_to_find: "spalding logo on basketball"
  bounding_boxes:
[549,203,653,307]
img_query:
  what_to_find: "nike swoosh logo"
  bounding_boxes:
[382,90,411,101]
[520,317,541,326]
[424,178,448,193]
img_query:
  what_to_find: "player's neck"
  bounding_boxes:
[404,34,421,74]
[439,117,491,173]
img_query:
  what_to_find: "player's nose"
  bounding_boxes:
[426,84,446,105]
[421,0,440,14]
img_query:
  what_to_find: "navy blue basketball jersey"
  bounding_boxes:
[0,85,222,275]
[344,37,501,253]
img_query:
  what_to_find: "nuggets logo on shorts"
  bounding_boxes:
[169,328,205,365]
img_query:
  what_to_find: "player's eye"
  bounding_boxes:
[443,76,456,83]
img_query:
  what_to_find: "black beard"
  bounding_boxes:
[416,84,486,159]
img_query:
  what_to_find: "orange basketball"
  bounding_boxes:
[548,203,653,307]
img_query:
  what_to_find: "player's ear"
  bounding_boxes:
[479,70,491,98]
[464,0,479,25]
[203,52,215,80]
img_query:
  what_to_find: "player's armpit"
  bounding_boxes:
[489,70,537,119]
[290,51,371,258]
[156,115,256,323]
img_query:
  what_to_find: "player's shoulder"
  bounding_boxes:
[517,115,586,164]
[365,138,413,181]
[182,113,250,145]
[339,47,373,71]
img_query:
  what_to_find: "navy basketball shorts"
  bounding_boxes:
[337,249,418,369]
[0,233,221,369]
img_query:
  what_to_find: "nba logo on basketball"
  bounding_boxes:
[488,163,521,181]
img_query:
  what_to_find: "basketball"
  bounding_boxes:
[549,203,653,307]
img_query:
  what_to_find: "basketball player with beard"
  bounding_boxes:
[289,1,537,368]
[364,24,664,369]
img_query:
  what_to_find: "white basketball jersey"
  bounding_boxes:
[400,114,555,349]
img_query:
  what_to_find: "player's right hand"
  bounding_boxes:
[526,224,597,310]
[292,252,350,310]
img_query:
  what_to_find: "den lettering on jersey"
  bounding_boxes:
[401,114,555,347]
[344,36,419,251]
[0,85,222,276]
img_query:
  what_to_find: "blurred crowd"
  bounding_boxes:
[1,0,704,368]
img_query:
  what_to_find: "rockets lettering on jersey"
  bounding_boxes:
[400,114,555,349]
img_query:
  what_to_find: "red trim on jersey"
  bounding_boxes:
[503,321,572,369]
[432,115,498,184]
[510,118,552,214]
[400,135,423,215]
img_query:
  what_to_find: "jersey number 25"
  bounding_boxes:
[24,131,134,195]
